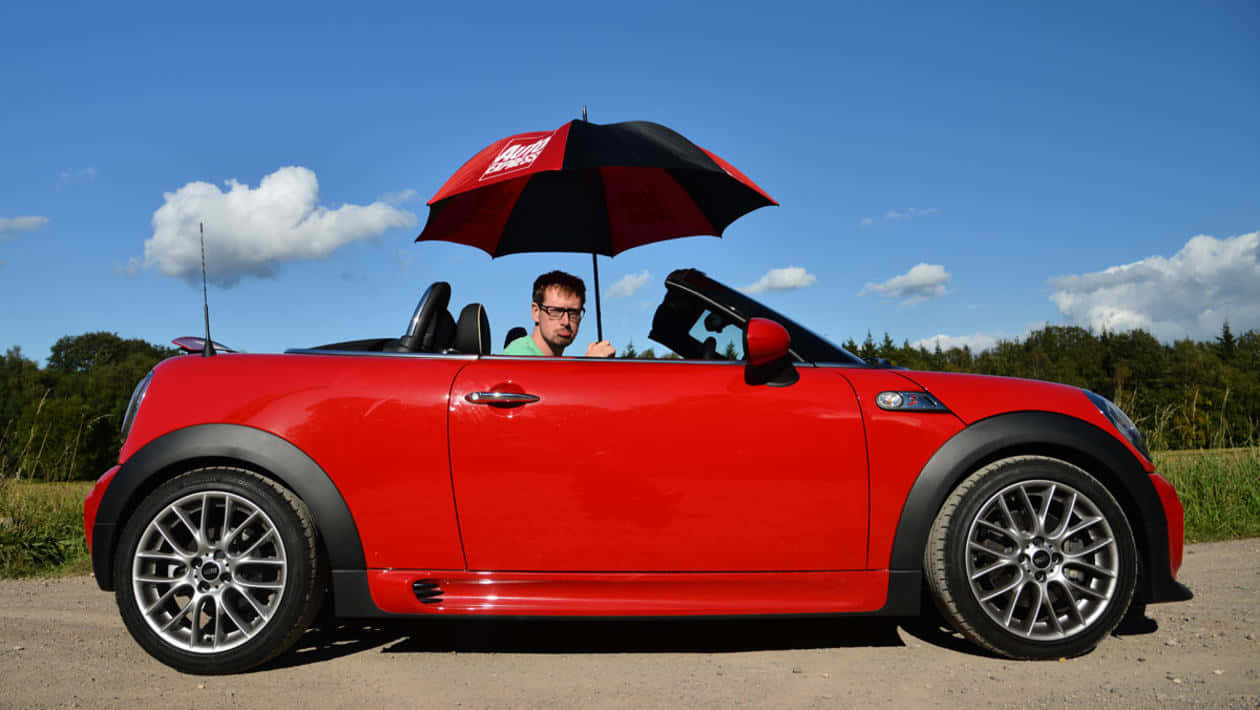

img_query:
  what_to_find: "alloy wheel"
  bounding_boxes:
[131,490,287,653]
[964,479,1119,641]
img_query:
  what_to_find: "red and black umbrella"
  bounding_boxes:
[416,118,776,340]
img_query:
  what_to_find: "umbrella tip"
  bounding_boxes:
[582,104,588,122]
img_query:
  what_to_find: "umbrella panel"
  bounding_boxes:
[420,166,769,258]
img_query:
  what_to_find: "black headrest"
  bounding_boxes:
[453,303,491,355]
[399,281,452,352]
[503,326,528,349]
[428,310,457,352]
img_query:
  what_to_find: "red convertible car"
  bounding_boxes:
[84,268,1190,674]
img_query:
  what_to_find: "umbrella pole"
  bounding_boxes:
[591,251,603,342]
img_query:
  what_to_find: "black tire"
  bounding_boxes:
[924,455,1137,659]
[114,467,326,674]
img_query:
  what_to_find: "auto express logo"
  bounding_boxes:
[480,134,553,181]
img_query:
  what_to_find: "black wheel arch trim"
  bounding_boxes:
[888,410,1190,605]
[91,423,367,591]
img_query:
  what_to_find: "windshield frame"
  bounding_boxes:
[652,269,867,366]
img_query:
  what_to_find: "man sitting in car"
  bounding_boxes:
[502,270,615,357]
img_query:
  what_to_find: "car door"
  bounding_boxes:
[447,357,869,572]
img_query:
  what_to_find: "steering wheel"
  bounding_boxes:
[399,281,452,352]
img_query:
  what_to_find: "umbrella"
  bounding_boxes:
[416,116,776,341]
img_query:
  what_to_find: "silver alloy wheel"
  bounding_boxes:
[131,490,287,653]
[964,479,1119,641]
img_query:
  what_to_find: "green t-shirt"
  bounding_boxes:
[502,335,546,356]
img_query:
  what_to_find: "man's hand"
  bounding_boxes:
[585,340,615,358]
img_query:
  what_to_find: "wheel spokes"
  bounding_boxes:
[132,489,287,655]
[966,478,1119,641]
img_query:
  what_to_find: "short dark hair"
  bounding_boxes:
[533,270,586,306]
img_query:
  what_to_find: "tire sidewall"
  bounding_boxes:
[940,457,1138,659]
[114,468,317,674]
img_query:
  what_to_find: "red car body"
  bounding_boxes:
[85,268,1189,670]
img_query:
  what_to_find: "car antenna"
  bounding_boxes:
[199,221,216,358]
[582,104,587,122]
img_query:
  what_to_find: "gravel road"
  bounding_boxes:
[1,540,1257,709]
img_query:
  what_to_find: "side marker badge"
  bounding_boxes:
[875,391,949,412]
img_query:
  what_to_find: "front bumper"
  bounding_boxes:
[83,465,119,561]
[1147,472,1192,603]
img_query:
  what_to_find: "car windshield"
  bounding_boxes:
[649,269,866,365]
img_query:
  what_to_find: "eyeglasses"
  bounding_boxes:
[536,303,585,321]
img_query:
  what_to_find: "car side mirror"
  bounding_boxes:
[742,318,799,387]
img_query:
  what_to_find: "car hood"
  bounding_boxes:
[893,370,1108,428]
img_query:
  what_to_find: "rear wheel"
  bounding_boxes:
[925,456,1137,659]
[114,467,325,674]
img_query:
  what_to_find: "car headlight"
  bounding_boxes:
[121,370,154,441]
[1084,390,1150,461]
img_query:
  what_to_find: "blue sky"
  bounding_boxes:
[2,1,1257,362]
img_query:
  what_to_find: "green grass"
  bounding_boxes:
[1154,447,1260,543]
[0,479,93,578]
[0,448,1256,578]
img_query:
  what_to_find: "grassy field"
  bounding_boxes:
[1154,447,1260,542]
[0,479,93,578]
[1,448,1256,578]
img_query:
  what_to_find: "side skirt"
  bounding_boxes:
[332,569,922,618]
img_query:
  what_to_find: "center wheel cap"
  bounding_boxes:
[1032,550,1052,569]
[200,561,221,581]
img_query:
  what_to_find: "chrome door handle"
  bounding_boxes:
[465,391,540,406]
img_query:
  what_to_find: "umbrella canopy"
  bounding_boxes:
[416,118,777,340]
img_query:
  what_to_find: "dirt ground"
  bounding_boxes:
[1,540,1257,710]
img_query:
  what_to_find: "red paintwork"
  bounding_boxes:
[366,569,888,616]
[83,465,119,555]
[104,345,1184,617]
[1150,473,1185,578]
[744,318,791,366]
[125,354,469,569]
[898,371,1155,470]
[448,359,869,572]
[834,369,968,567]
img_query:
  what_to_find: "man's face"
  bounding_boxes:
[533,286,583,352]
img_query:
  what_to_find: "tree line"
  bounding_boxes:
[3,325,1257,481]
[1,333,176,482]
[837,323,1259,450]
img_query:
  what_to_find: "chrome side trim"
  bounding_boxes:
[284,349,478,360]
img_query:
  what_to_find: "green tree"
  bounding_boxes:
[1216,321,1236,362]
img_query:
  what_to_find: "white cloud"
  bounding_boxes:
[58,167,97,185]
[863,207,938,226]
[913,332,1002,352]
[741,266,817,294]
[0,216,49,237]
[858,263,951,304]
[1049,231,1260,340]
[141,166,418,287]
[379,188,419,205]
[606,270,651,298]
[113,256,142,278]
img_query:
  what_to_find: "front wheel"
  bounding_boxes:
[925,456,1138,659]
[114,467,325,674]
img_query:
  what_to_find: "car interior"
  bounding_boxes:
[306,276,747,361]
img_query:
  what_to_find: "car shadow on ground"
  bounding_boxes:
[259,614,1005,671]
